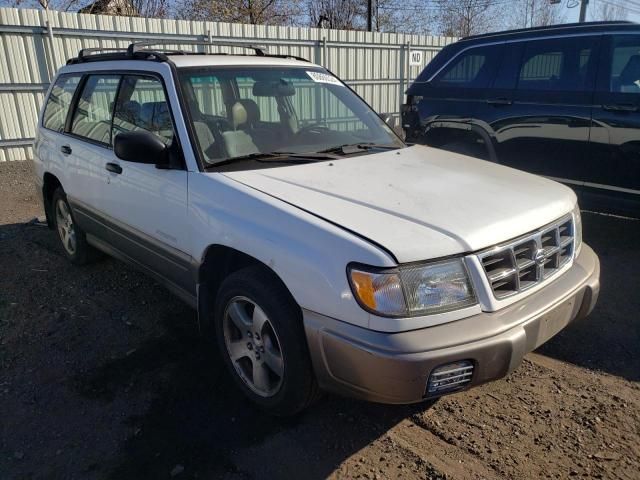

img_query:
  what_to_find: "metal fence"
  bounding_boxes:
[0,7,454,161]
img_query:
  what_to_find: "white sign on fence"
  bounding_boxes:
[409,50,424,66]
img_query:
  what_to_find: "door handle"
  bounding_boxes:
[602,103,638,112]
[486,98,513,106]
[60,145,72,155]
[105,162,123,174]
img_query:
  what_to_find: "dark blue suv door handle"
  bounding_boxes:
[105,162,123,174]
[487,98,513,106]
[603,103,638,112]
[60,145,72,155]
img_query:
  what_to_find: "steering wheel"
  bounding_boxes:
[211,117,232,132]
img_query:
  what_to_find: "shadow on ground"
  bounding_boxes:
[536,211,640,382]
[0,220,427,479]
[82,315,427,479]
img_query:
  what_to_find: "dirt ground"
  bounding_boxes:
[0,160,638,480]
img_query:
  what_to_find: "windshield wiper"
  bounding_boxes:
[206,151,338,168]
[317,143,401,155]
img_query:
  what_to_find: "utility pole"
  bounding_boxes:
[579,0,589,22]
[367,0,373,31]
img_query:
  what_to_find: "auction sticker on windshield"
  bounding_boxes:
[306,71,343,86]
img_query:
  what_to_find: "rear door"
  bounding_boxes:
[590,33,640,216]
[492,35,600,182]
[37,73,82,199]
[64,74,121,221]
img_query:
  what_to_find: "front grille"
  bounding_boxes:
[479,215,575,299]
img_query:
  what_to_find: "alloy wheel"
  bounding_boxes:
[222,296,285,397]
[55,199,76,256]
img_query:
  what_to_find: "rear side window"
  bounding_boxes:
[609,34,640,93]
[71,75,120,145]
[112,75,174,146]
[517,36,598,92]
[42,75,81,132]
[434,44,502,88]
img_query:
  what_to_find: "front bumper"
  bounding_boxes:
[304,244,600,404]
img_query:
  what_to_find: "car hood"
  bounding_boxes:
[222,145,576,263]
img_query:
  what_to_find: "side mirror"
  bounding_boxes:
[114,131,168,165]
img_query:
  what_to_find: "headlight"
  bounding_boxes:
[573,205,582,255]
[348,258,477,317]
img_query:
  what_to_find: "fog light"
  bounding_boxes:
[426,360,474,395]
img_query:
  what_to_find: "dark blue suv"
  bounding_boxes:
[402,21,640,218]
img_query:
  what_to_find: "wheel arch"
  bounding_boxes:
[42,172,63,229]
[423,120,498,162]
[196,244,298,332]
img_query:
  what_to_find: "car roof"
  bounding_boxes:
[459,21,638,45]
[168,54,314,69]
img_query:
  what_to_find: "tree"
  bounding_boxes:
[504,0,565,29]
[7,0,82,11]
[308,0,433,34]
[180,0,303,25]
[309,0,364,29]
[7,0,168,16]
[372,0,434,34]
[435,0,494,37]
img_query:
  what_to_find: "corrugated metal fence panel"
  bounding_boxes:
[0,7,455,161]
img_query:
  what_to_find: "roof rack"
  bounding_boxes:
[128,40,268,57]
[461,20,636,41]
[67,40,309,65]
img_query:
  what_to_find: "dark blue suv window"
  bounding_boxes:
[433,44,503,89]
[517,36,599,92]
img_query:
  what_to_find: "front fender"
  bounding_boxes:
[187,172,396,330]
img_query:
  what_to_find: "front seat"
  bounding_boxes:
[236,98,277,151]
[618,55,640,93]
[222,102,260,158]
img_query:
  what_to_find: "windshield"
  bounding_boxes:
[178,66,404,167]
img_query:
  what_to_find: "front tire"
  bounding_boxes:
[51,188,97,265]
[214,265,319,416]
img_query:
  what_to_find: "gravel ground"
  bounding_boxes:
[1,160,639,480]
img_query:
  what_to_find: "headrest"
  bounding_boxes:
[141,102,171,130]
[118,100,141,122]
[620,55,640,85]
[230,101,248,130]
[237,99,260,124]
[230,100,261,129]
[252,79,295,97]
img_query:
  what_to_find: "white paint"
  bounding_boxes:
[226,145,576,263]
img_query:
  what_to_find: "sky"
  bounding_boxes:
[571,0,640,23]
[0,0,638,26]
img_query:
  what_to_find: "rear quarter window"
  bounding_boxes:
[42,74,81,132]
[517,36,599,92]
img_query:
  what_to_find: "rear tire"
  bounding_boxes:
[214,265,320,416]
[51,188,98,265]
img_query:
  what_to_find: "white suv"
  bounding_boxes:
[33,42,600,415]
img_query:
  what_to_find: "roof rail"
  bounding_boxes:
[67,40,310,65]
[461,20,636,41]
[127,40,268,56]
